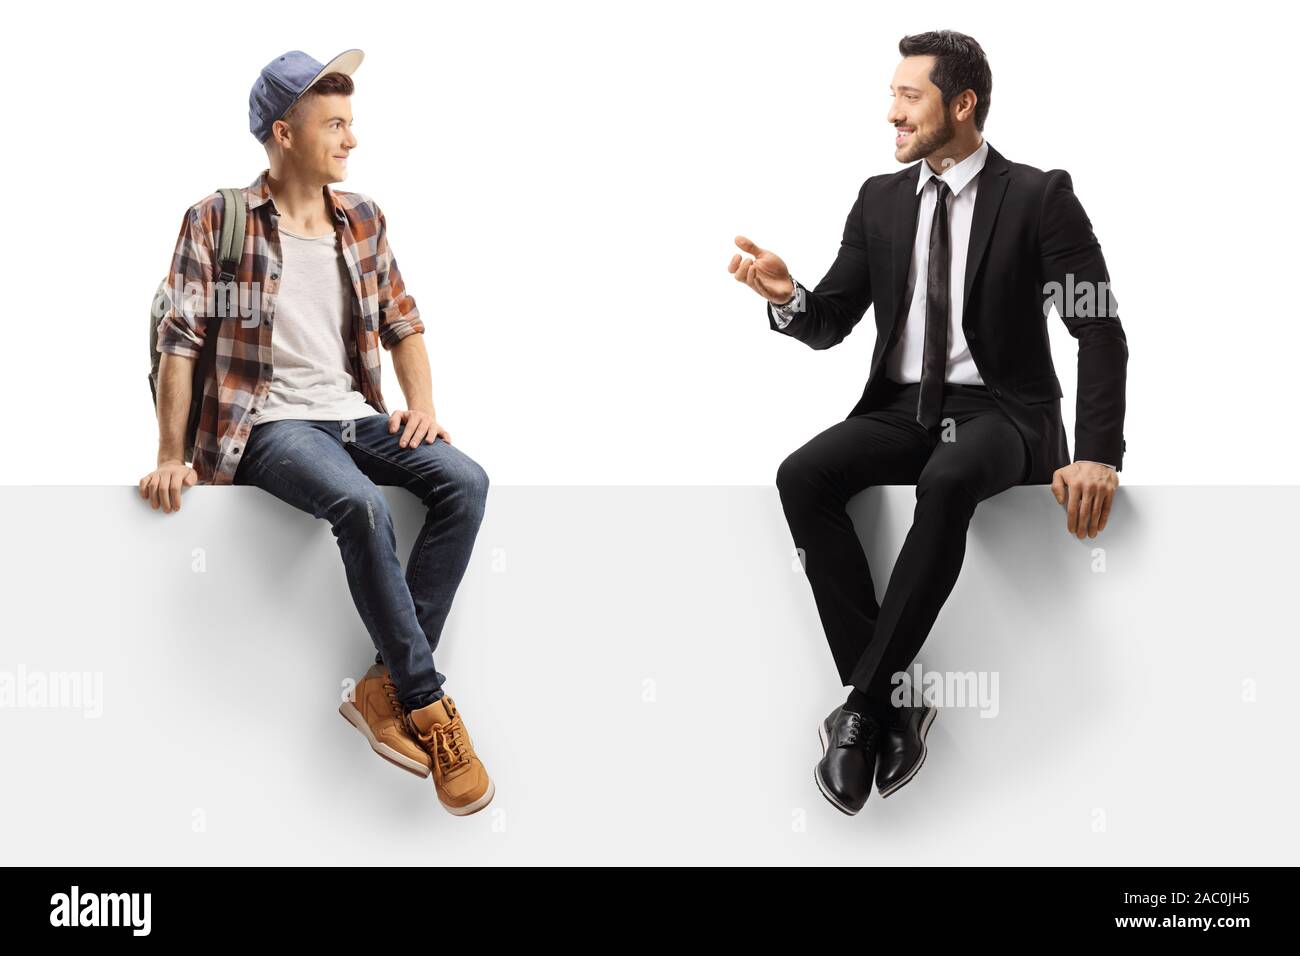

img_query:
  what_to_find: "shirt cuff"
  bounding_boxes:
[770,281,805,329]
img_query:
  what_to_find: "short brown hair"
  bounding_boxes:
[898,30,992,132]
[280,71,354,130]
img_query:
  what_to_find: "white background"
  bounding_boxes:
[3,0,1295,485]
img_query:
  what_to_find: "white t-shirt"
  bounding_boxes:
[249,227,380,426]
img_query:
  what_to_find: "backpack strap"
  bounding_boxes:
[216,187,247,281]
[191,185,248,429]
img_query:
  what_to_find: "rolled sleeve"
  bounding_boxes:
[373,203,425,350]
[156,205,216,360]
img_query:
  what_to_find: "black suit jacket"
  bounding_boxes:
[768,143,1128,484]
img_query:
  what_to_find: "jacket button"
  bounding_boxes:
[991,386,1002,398]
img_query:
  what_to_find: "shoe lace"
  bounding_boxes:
[402,709,471,775]
[380,678,404,719]
[431,718,471,774]
[843,712,878,749]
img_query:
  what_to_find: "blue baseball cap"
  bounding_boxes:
[249,48,364,144]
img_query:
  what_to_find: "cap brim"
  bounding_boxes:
[276,49,364,126]
[305,48,364,91]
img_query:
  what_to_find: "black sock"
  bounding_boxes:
[845,687,890,725]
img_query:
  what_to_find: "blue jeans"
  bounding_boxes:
[232,414,489,709]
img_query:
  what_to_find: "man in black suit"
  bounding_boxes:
[728,30,1127,815]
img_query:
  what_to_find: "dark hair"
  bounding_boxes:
[898,30,992,131]
[281,71,355,129]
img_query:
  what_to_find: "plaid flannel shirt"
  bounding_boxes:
[154,168,424,485]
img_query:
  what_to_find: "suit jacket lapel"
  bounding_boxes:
[962,143,1010,318]
[890,163,922,334]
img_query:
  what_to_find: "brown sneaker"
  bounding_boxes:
[405,696,495,815]
[339,664,432,778]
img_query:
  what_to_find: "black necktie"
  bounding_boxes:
[917,177,951,429]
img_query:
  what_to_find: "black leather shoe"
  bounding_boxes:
[815,706,881,815]
[875,702,938,798]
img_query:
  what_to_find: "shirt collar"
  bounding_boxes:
[915,138,989,196]
[246,168,348,224]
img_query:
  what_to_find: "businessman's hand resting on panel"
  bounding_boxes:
[1051,461,1119,539]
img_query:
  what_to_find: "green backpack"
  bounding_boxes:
[148,187,248,464]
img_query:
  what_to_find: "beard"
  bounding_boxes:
[897,108,956,163]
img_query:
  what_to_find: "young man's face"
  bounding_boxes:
[280,92,357,183]
[886,55,956,163]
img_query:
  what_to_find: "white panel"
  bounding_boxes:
[0,486,1291,864]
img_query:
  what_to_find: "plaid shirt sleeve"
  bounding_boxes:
[373,202,425,350]
[156,205,217,360]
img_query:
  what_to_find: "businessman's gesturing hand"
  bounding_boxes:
[729,236,795,305]
[1051,461,1119,539]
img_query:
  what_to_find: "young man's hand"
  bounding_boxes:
[1051,461,1119,539]
[139,460,198,514]
[729,236,795,305]
[388,409,450,448]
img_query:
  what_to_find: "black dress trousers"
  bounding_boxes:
[775,378,1028,705]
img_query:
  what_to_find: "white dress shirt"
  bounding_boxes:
[887,138,988,384]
